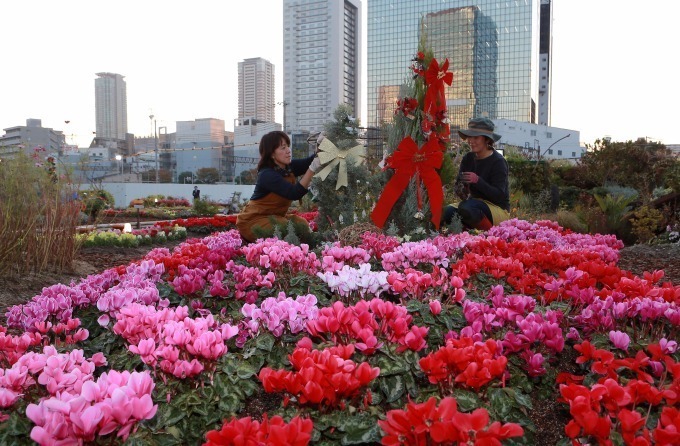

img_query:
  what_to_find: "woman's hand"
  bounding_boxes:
[315,132,326,155]
[309,156,322,173]
[460,172,479,184]
[454,181,469,200]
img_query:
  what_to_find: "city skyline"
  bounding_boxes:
[1,0,679,148]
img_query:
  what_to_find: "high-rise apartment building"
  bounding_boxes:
[238,58,275,123]
[367,0,552,135]
[94,72,128,141]
[283,0,362,134]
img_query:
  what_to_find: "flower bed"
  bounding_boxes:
[76,225,187,247]
[2,218,680,445]
[157,211,318,234]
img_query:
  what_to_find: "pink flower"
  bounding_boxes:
[609,330,630,351]
[660,337,678,354]
[429,300,442,315]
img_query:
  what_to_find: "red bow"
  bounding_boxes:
[424,58,453,116]
[371,136,444,230]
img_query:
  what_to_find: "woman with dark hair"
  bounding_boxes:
[442,117,510,230]
[236,130,321,242]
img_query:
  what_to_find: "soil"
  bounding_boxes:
[0,233,678,443]
[0,239,188,315]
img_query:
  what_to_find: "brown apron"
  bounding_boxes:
[236,173,309,242]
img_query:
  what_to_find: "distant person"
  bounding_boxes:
[236,130,321,242]
[192,185,200,201]
[442,117,510,230]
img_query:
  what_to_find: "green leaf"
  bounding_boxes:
[341,423,383,445]
[489,387,514,417]
[218,392,242,413]
[452,389,481,412]
[255,332,276,352]
[507,387,533,410]
[236,361,258,379]
[379,375,405,403]
[405,299,425,313]
[165,425,182,439]
[373,352,410,376]
[161,404,186,426]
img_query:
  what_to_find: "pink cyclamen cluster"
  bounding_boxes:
[240,292,319,339]
[113,303,238,378]
[242,238,321,275]
[1,345,156,444]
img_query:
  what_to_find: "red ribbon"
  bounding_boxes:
[371,136,444,230]
[424,58,453,116]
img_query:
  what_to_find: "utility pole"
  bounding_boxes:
[150,114,158,183]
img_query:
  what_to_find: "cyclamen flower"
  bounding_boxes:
[316,264,390,299]
[659,338,678,354]
[241,292,319,338]
[429,300,442,315]
[609,330,630,351]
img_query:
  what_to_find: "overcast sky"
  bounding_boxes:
[1,0,678,148]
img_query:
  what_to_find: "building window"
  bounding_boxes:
[547,132,552,138]
[558,150,562,156]
[572,152,576,157]
[530,130,536,136]
[548,149,553,155]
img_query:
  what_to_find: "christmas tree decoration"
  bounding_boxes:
[371,50,453,231]
[370,136,443,229]
[314,138,366,190]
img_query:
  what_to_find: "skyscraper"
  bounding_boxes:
[367,0,552,135]
[283,0,362,134]
[238,58,275,123]
[94,72,128,141]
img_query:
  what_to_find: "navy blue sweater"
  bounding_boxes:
[457,150,510,211]
[249,155,315,201]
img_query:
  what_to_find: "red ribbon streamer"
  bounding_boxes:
[424,58,453,116]
[371,136,444,230]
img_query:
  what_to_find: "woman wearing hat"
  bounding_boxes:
[236,130,322,242]
[443,117,510,230]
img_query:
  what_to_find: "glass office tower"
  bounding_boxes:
[368,0,545,136]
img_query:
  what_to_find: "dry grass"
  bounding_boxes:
[0,152,82,277]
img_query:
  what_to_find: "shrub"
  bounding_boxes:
[558,186,585,209]
[81,189,114,221]
[556,209,588,233]
[593,193,636,235]
[0,150,81,275]
[630,205,664,244]
[192,197,219,216]
[506,158,550,195]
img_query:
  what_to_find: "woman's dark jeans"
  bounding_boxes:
[442,199,492,228]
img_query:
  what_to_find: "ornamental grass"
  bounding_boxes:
[0,150,81,276]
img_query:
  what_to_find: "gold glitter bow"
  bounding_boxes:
[315,138,366,190]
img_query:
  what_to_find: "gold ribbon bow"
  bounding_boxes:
[314,138,366,190]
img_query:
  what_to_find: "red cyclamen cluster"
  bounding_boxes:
[258,344,379,408]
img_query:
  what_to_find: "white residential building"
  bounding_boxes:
[283,0,362,134]
[493,119,585,160]
[238,58,275,123]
